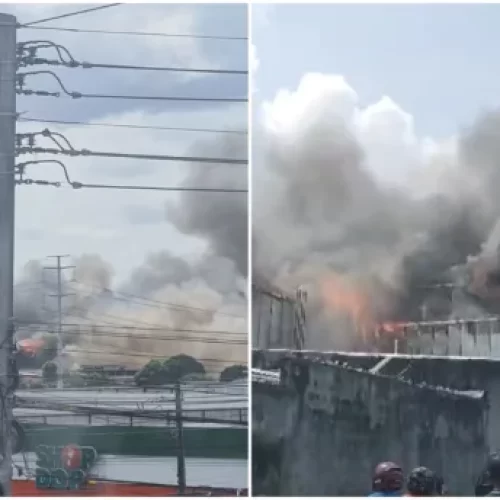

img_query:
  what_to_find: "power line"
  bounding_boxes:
[20,4,122,28]
[18,88,247,104]
[18,345,240,364]
[22,329,247,345]
[70,92,247,103]
[17,117,247,136]
[67,182,248,194]
[17,70,248,103]
[33,59,248,76]
[19,319,246,335]
[17,179,247,193]
[19,25,247,41]
[69,280,246,319]
[16,146,247,165]
[14,280,246,320]
[18,322,246,337]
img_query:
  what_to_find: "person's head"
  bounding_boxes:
[487,453,500,487]
[372,462,404,493]
[406,466,438,496]
[435,474,447,496]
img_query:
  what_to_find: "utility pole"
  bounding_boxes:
[0,12,17,495]
[175,382,186,495]
[45,255,74,389]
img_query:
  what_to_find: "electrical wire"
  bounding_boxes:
[19,329,247,345]
[33,58,247,76]
[16,342,241,364]
[17,117,247,136]
[16,70,247,102]
[18,321,245,336]
[70,182,247,193]
[19,25,247,41]
[68,280,246,319]
[17,146,247,166]
[75,91,247,103]
[20,4,122,27]
[72,91,247,103]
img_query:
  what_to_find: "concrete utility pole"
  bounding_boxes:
[45,255,74,389]
[175,382,186,495]
[0,12,17,495]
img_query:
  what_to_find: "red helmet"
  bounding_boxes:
[373,462,404,492]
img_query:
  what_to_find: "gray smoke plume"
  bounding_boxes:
[167,134,248,277]
[15,134,248,370]
[253,81,500,350]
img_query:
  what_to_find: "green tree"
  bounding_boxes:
[134,354,205,386]
[220,364,247,382]
[42,361,58,385]
[39,334,58,364]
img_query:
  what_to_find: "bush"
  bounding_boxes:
[38,334,59,365]
[220,364,247,382]
[42,361,58,385]
[135,354,206,386]
[81,371,113,387]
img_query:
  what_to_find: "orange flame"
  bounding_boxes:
[320,273,375,340]
[377,321,407,337]
[18,338,45,357]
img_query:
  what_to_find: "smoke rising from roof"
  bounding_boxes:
[253,73,500,350]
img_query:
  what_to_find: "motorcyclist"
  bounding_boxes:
[475,469,493,497]
[435,474,447,495]
[369,462,404,497]
[405,466,440,496]
[485,452,500,496]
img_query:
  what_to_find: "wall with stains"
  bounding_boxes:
[252,356,488,496]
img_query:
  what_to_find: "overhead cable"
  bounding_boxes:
[70,280,246,319]
[22,55,247,75]
[16,70,247,102]
[16,145,247,165]
[19,25,247,41]
[19,4,122,27]
[18,117,247,136]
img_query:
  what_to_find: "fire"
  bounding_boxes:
[377,321,407,337]
[17,338,45,357]
[320,272,375,340]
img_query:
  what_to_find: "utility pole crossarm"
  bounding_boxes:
[0,12,17,496]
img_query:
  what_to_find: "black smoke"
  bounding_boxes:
[253,79,500,348]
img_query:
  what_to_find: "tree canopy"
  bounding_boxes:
[220,364,247,382]
[134,354,206,386]
[42,361,58,385]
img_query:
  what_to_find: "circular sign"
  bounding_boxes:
[60,444,82,470]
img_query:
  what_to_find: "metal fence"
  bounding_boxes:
[251,285,307,350]
[374,317,500,357]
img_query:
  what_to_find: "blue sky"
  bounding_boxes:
[253,3,500,139]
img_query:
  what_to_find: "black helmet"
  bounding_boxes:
[475,469,493,497]
[487,452,500,481]
[407,466,438,496]
[434,474,446,496]
[373,462,404,492]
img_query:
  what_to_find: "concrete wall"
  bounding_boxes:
[255,349,500,455]
[252,356,488,496]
